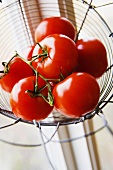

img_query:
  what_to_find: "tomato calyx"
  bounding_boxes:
[31,42,48,62]
[0,52,18,79]
[26,77,54,106]
[0,62,9,78]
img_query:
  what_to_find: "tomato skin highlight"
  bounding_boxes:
[10,76,53,121]
[53,72,100,118]
[0,57,34,93]
[35,16,76,42]
[33,34,78,79]
[76,38,108,78]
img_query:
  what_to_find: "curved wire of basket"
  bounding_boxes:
[0,1,113,169]
[0,98,113,146]
[0,0,113,126]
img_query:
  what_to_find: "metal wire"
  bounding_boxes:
[0,2,113,169]
[0,0,112,126]
[0,106,112,147]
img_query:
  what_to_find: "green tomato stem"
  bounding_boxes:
[0,52,19,79]
[16,51,54,106]
[0,46,58,106]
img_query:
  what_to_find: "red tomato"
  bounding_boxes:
[32,34,78,79]
[35,16,76,42]
[53,72,100,118]
[22,45,35,60]
[76,38,108,78]
[0,57,34,93]
[10,76,54,121]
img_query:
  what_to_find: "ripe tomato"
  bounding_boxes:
[32,34,78,79]
[0,57,34,93]
[10,76,54,121]
[76,38,108,78]
[53,72,100,118]
[22,45,35,60]
[35,16,76,42]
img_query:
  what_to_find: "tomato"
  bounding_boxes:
[76,38,108,78]
[35,16,76,42]
[32,34,78,80]
[10,76,54,121]
[22,45,35,61]
[0,57,34,93]
[53,72,100,118]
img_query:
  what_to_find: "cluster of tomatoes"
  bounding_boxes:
[0,17,108,121]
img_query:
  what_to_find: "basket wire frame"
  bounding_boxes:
[0,0,113,126]
[0,0,113,169]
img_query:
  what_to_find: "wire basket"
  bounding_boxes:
[0,0,112,126]
[0,1,113,169]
